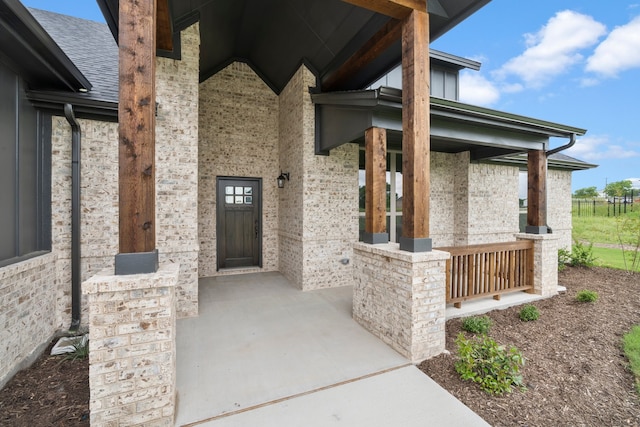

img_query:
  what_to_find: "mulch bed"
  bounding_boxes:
[420,266,640,426]
[0,341,89,427]
[1,266,638,426]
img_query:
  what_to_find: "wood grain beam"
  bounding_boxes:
[342,0,426,19]
[365,127,388,236]
[156,0,173,51]
[118,0,157,254]
[527,150,547,228]
[401,9,430,241]
[323,18,402,91]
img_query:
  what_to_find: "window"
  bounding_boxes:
[0,60,51,266]
[358,149,403,242]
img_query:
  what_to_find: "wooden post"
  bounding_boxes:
[400,8,431,252]
[363,127,388,244]
[526,150,548,234]
[116,0,159,274]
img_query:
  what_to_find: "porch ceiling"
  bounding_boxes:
[96,0,490,93]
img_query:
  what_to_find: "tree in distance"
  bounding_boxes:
[573,186,599,198]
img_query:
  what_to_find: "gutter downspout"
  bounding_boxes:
[64,104,81,331]
[542,133,577,233]
[546,133,576,157]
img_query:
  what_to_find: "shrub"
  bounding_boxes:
[462,316,492,334]
[570,241,597,267]
[558,248,571,271]
[519,304,540,322]
[455,333,526,395]
[576,289,598,303]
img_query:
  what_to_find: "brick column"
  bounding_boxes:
[83,264,179,426]
[516,233,559,297]
[353,242,450,363]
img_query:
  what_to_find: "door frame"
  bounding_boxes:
[216,176,263,271]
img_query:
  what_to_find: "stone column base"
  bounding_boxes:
[353,242,450,363]
[83,263,179,426]
[516,233,559,297]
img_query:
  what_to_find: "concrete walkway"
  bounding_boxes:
[175,272,489,427]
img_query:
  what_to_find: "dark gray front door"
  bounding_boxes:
[217,178,262,270]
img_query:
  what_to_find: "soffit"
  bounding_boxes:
[97,0,490,93]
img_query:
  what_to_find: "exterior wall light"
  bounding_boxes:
[277,171,290,188]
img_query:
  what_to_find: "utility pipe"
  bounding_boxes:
[64,104,81,331]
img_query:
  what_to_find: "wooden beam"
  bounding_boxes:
[156,0,173,51]
[341,0,426,19]
[365,127,388,240]
[118,0,157,254]
[323,19,402,91]
[400,9,431,251]
[527,150,547,232]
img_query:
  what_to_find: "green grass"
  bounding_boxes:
[573,211,640,246]
[591,247,629,270]
[572,211,640,271]
[623,325,640,395]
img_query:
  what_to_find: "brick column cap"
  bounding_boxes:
[515,233,559,242]
[83,263,179,295]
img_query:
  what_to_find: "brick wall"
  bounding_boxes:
[84,264,179,426]
[0,253,58,389]
[278,66,359,290]
[547,169,572,250]
[156,23,200,317]
[198,62,280,277]
[51,116,119,330]
[466,162,520,244]
[353,243,449,362]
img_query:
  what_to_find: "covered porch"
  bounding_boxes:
[174,272,494,427]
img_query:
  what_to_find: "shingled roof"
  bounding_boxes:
[26,8,119,116]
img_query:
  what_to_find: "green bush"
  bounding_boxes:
[570,241,597,267]
[558,248,571,271]
[519,304,540,322]
[462,316,492,334]
[576,289,598,303]
[455,333,526,395]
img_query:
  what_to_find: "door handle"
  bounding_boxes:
[255,220,259,239]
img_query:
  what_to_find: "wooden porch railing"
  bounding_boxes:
[437,241,534,308]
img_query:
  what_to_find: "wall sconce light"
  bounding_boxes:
[277,171,290,188]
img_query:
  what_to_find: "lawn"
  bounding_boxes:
[572,210,640,271]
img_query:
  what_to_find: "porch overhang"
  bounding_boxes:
[96,0,490,93]
[312,87,587,159]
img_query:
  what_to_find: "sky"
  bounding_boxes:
[21,0,640,193]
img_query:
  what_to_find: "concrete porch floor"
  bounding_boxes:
[175,272,490,427]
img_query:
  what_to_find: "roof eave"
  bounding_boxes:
[0,0,92,92]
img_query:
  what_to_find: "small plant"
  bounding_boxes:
[64,338,89,361]
[576,289,598,303]
[455,333,526,395]
[570,241,597,267]
[462,316,492,334]
[558,248,571,271]
[623,325,640,395]
[519,304,540,322]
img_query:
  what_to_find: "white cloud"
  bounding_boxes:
[579,77,600,87]
[586,15,640,77]
[566,135,640,161]
[494,10,606,88]
[458,72,500,106]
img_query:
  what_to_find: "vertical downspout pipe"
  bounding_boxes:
[543,133,577,233]
[64,104,81,331]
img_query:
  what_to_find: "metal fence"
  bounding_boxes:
[572,191,636,217]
